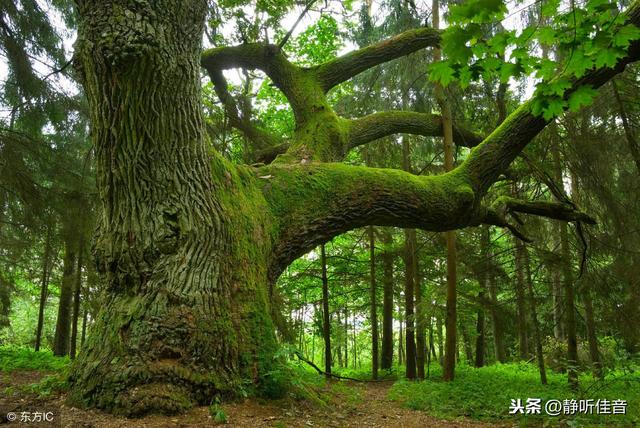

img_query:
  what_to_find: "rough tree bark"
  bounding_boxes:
[68,0,640,415]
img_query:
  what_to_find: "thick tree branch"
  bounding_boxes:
[258,163,476,279]
[348,111,483,150]
[315,27,441,92]
[201,43,305,105]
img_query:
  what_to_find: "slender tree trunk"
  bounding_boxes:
[433,0,458,381]
[487,265,507,363]
[344,307,349,368]
[460,322,474,364]
[35,223,52,352]
[369,227,379,379]
[398,301,404,365]
[612,79,640,175]
[583,287,603,379]
[474,227,489,368]
[552,269,565,341]
[321,244,331,378]
[70,240,85,359]
[514,237,530,360]
[560,223,579,389]
[436,315,444,365]
[381,229,394,370]
[81,308,88,349]
[415,249,425,379]
[403,231,417,378]
[521,242,547,384]
[53,234,77,357]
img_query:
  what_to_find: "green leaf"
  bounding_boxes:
[542,79,571,97]
[566,50,594,78]
[543,97,566,120]
[612,25,640,48]
[541,0,560,17]
[536,27,557,46]
[567,85,598,112]
[594,48,622,68]
[429,61,456,86]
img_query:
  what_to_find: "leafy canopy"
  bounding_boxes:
[429,0,640,120]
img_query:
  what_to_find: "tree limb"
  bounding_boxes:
[314,27,441,92]
[348,111,483,150]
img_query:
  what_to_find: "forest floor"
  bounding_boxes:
[1,370,502,428]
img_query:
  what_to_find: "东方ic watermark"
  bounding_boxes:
[5,411,55,424]
[509,398,627,416]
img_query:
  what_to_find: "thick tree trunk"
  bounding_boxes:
[54,235,77,357]
[368,227,379,379]
[380,229,394,370]
[35,223,52,352]
[321,244,331,378]
[69,1,278,414]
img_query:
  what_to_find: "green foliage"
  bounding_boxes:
[208,403,228,424]
[431,0,640,120]
[389,363,640,426]
[0,345,69,372]
[288,15,343,66]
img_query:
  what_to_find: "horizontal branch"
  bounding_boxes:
[201,43,303,102]
[493,197,596,225]
[347,111,483,150]
[315,27,440,92]
[259,162,477,279]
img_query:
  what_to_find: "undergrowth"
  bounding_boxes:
[389,362,640,427]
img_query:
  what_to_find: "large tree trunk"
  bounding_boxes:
[380,229,394,370]
[69,1,278,415]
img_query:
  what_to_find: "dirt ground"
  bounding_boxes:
[1,370,505,427]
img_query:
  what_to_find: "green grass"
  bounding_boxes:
[0,345,70,372]
[389,362,640,426]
